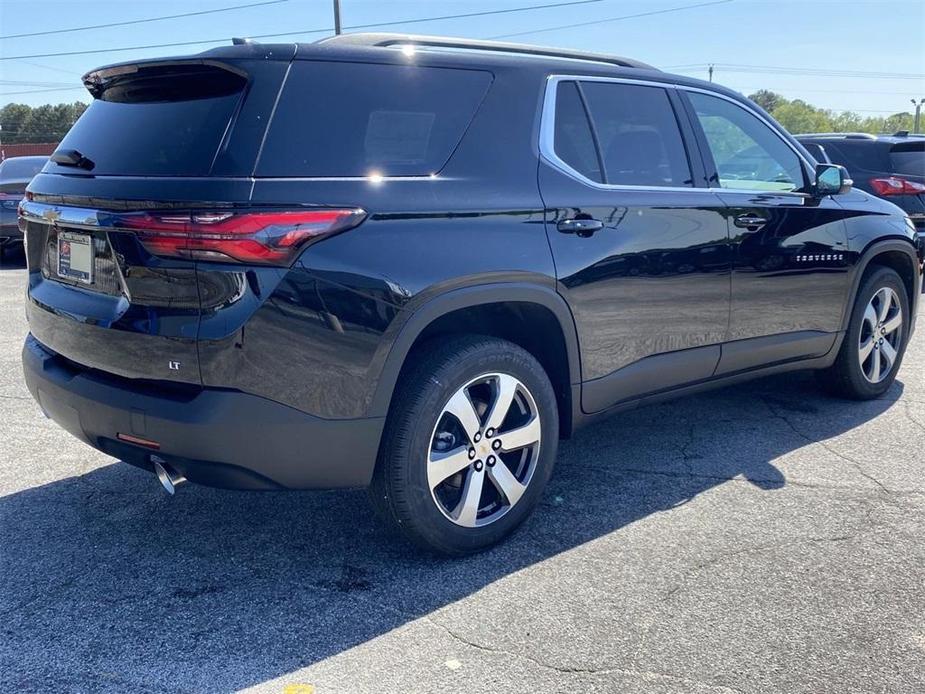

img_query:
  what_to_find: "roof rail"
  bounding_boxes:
[793,132,878,140]
[317,32,656,70]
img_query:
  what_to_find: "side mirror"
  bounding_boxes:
[814,163,852,197]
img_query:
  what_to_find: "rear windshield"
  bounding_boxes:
[822,141,889,173]
[256,61,492,177]
[890,141,925,177]
[0,157,46,180]
[51,64,246,176]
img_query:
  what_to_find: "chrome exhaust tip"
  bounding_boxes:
[152,457,186,495]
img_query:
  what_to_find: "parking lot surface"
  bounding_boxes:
[1,258,923,694]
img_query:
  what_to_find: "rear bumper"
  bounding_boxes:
[22,334,384,489]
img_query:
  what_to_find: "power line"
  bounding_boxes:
[668,63,924,80]
[12,60,81,77]
[0,0,612,61]
[0,80,78,88]
[0,0,289,41]
[488,0,734,39]
[0,87,85,97]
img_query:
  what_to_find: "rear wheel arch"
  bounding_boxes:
[368,284,581,438]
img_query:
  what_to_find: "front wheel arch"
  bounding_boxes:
[843,239,920,333]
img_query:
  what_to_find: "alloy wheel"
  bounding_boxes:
[859,286,903,384]
[427,373,542,528]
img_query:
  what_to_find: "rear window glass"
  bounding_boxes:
[257,61,492,177]
[890,141,925,177]
[0,157,46,180]
[823,141,889,173]
[51,65,245,176]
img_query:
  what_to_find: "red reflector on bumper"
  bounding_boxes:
[117,433,161,449]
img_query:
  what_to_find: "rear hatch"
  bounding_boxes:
[825,138,925,230]
[886,139,925,230]
[21,49,291,385]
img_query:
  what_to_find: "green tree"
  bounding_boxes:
[0,102,88,143]
[769,99,833,134]
[830,111,864,133]
[878,112,914,134]
[0,103,32,143]
[747,89,786,113]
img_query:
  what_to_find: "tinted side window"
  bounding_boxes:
[801,142,830,164]
[553,81,602,183]
[688,92,806,192]
[555,82,604,183]
[258,62,492,177]
[580,82,692,187]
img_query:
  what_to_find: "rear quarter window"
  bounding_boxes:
[256,61,492,177]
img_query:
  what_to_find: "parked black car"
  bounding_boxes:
[20,35,922,554]
[0,155,46,258]
[795,132,925,233]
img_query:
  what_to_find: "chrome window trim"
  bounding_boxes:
[539,74,814,198]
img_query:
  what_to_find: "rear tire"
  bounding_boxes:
[369,335,559,555]
[817,266,909,399]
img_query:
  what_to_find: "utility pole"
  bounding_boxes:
[912,98,924,134]
[333,0,342,35]
[708,64,714,82]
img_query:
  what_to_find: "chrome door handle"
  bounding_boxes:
[557,218,604,237]
[734,214,768,232]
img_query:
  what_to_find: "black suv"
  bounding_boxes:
[795,132,925,233]
[20,34,922,554]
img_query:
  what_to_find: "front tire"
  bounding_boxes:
[369,335,559,555]
[817,266,909,399]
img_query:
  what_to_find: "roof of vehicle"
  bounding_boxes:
[314,32,657,70]
[81,32,751,111]
[795,132,924,144]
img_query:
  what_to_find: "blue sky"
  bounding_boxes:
[1,0,923,114]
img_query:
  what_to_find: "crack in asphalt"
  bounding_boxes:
[760,396,895,495]
[568,464,925,496]
[420,613,746,693]
[661,534,855,603]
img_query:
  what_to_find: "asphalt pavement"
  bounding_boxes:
[1,254,923,694]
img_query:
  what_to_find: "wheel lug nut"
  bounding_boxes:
[474,461,483,471]
[473,433,481,443]
[486,428,494,438]
[492,439,501,450]
[487,456,496,466]
[468,448,476,459]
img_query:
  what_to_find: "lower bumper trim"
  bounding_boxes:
[22,334,385,489]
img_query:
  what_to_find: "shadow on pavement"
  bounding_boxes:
[0,372,901,691]
[0,244,26,270]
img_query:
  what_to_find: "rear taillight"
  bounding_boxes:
[869,176,925,196]
[0,192,22,210]
[112,208,366,265]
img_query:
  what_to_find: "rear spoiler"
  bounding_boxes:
[82,59,249,100]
